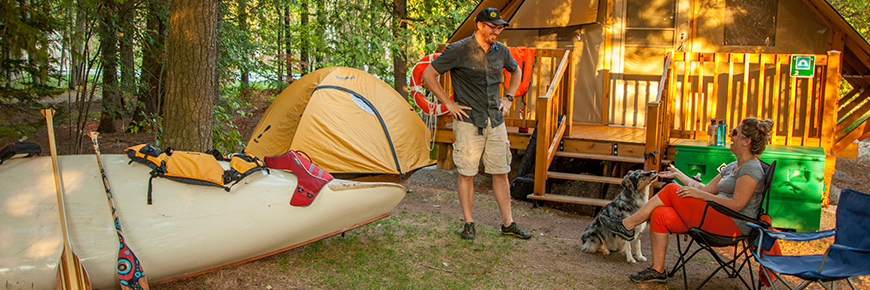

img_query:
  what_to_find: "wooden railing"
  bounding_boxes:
[532,50,574,196]
[644,52,674,174]
[656,51,841,148]
[646,51,855,202]
[503,49,574,130]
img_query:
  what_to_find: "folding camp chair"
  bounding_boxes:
[669,160,777,290]
[749,188,870,290]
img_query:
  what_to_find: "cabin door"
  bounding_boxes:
[609,0,691,127]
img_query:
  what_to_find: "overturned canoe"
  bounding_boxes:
[0,154,405,289]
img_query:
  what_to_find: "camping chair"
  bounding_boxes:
[668,160,777,290]
[748,188,870,290]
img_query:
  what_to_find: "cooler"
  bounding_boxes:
[674,140,825,231]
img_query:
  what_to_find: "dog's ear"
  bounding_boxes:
[623,170,638,190]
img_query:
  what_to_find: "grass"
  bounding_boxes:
[274,193,570,290]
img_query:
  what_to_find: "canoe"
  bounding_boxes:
[0,154,405,289]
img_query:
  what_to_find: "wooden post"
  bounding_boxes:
[645,102,661,175]
[564,50,575,134]
[534,97,552,196]
[820,51,842,206]
[601,69,610,126]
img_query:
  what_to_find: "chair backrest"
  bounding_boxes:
[834,189,870,248]
[756,160,777,219]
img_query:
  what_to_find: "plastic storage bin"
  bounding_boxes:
[674,140,825,231]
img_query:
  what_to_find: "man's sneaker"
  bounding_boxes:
[600,215,635,241]
[629,267,668,283]
[460,222,475,239]
[501,222,531,239]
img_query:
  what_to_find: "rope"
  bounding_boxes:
[420,91,439,152]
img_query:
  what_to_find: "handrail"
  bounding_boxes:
[655,52,673,103]
[644,52,673,174]
[533,50,573,196]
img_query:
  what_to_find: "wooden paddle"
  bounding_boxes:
[41,108,92,290]
[88,132,150,290]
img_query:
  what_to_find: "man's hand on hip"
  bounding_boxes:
[446,102,471,121]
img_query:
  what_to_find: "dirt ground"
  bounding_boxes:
[2,106,869,289]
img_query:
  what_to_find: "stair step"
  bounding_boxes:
[547,171,670,188]
[554,151,645,163]
[526,193,611,207]
[547,172,623,184]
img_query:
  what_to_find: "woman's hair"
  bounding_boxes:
[741,117,774,155]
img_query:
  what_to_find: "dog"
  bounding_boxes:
[579,170,658,263]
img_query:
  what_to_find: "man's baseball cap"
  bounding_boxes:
[475,7,508,26]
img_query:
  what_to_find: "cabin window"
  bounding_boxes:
[724,0,778,46]
[624,0,676,47]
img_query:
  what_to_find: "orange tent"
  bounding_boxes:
[245,67,434,176]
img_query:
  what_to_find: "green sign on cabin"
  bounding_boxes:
[790,55,816,78]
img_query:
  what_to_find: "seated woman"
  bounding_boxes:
[600,117,774,283]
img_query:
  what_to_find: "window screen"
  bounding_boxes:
[724,0,778,46]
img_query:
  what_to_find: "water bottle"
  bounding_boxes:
[707,119,717,146]
[717,120,727,146]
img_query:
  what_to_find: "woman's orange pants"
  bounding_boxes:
[649,183,743,236]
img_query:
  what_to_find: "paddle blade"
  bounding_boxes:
[56,248,92,290]
[118,235,149,290]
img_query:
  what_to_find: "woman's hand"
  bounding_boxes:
[676,186,706,199]
[657,166,682,179]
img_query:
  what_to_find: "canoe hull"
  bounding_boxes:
[0,154,405,289]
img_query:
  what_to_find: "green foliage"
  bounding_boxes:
[0,0,66,139]
[828,0,870,41]
[212,90,252,154]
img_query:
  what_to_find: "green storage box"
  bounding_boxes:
[674,140,825,232]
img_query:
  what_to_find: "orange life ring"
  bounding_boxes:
[410,53,449,116]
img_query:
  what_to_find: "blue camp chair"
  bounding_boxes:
[748,188,870,290]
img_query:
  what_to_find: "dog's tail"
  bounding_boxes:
[579,230,602,253]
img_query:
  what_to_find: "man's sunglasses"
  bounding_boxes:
[483,22,506,31]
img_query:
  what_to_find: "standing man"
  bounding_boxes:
[421,7,530,240]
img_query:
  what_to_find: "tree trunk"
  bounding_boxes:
[299,2,309,75]
[130,0,169,132]
[69,6,86,90]
[120,0,136,101]
[392,0,407,98]
[278,5,287,81]
[315,0,325,68]
[162,0,219,151]
[239,0,249,89]
[97,0,120,133]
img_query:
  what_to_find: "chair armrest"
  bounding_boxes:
[706,200,770,228]
[747,222,836,242]
[829,243,870,254]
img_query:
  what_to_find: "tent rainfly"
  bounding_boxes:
[245,67,434,176]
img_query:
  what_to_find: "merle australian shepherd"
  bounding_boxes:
[579,170,658,263]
